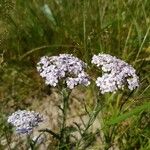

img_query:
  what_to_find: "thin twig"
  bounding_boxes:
[38,129,60,140]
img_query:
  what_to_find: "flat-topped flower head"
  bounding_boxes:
[8,110,43,134]
[92,54,139,94]
[37,54,90,89]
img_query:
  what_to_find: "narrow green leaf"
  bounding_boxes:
[107,102,150,125]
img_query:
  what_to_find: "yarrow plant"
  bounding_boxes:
[7,110,43,134]
[7,53,140,149]
[92,54,139,94]
[37,54,90,89]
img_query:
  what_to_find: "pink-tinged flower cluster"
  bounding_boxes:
[8,110,43,134]
[92,54,139,94]
[37,54,90,89]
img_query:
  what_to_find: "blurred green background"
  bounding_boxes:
[0,0,150,149]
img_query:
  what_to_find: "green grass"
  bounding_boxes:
[0,0,150,149]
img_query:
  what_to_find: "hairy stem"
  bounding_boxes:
[59,88,70,149]
[76,98,103,148]
[26,134,35,150]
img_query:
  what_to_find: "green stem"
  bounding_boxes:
[76,98,103,148]
[59,88,70,149]
[27,134,34,150]
[39,129,60,140]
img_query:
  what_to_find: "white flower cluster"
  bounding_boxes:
[7,110,43,134]
[37,54,90,89]
[92,54,139,94]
